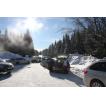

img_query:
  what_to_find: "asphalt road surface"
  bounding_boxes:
[0,63,85,87]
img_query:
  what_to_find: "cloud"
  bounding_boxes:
[7,17,44,34]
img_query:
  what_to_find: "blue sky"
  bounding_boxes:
[0,17,68,51]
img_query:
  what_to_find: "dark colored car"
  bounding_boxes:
[47,54,70,74]
[0,58,14,74]
[40,57,51,67]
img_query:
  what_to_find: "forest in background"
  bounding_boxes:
[0,28,39,57]
[42,17,106,59]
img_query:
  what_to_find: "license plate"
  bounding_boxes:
[7,67,12,69]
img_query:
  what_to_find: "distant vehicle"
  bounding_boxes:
[0,58,14,74]
[47,54,70,74]
[6,58,30,65]
[5,58,16,65]
[24,55,30,61]
[40,57,51,67]
[83,59,106,87]
[31,56,41,63]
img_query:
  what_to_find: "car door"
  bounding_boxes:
[45,59,49,66]
[19,58,23,64]
[15,58,20,64]
[89,62,104,79]
[99,62,106,86]
[22,58,27,64]
[43,58,48,66]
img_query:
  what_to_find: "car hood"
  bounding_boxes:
[0,62,13,66]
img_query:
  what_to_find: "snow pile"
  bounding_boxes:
[0,51,22,59]
[68,54,98,66]
[68,54,99,78]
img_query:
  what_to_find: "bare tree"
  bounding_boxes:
[59,17,106,50]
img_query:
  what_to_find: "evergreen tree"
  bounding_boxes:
[54,41,57,56]
[23,29,35,56]
[4,28,10,51]
[64,33,70,54]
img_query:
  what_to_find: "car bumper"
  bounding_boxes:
[83,74,91,87]
[53,67,70,72]
[0,69,14,74]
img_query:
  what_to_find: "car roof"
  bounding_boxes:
[87,59,106,68]
[98,59,106,62]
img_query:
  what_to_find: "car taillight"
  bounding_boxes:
[84,70,88,74]
[68,64,70,68]
[54,65,57,67]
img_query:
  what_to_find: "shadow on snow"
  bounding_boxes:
[49,71,85,87]
[0,63,31,81]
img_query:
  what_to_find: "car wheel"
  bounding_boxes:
[90,80,105,87]
[16,62,19,65]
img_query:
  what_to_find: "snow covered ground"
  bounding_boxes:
[0,63,83,87]
[0,52,101,87]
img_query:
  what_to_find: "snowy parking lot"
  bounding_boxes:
[0,63,85,87]
[0,52,100,87]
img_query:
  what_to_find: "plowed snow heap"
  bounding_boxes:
[0,51,22,59]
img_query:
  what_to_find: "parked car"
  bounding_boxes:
[0,58,14,74]
[6,58,30,65]
[47,54,70,74]
[5,58,16,65]
[31,56,41,63]
[83,59,106,87]
[40,57,51,67]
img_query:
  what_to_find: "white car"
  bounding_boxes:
[6,58,30,65]
[83,59,106,87]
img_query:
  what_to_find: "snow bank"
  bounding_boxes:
[0,51,22,59]
[68,54,99,78]
[68,54,98,66]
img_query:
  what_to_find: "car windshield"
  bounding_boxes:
[0,58,4,62]
[44,58,49,60]
[32,56,38,59]
[57,55,68,59]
